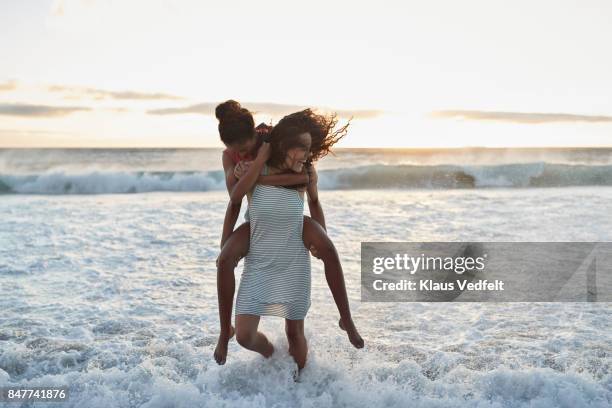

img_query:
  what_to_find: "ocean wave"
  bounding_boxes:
[0,170,226,194]
[1,163,612,194]
[318,162,612,189]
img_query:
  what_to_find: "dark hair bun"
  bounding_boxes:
[215,100,243,121]
[215,100,256,145]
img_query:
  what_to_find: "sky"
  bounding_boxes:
[1,0,611,148]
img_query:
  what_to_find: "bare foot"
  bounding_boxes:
[292,364,302,382]
[214,326,235,365]
[339,318,364,349]
[262,338,275,358]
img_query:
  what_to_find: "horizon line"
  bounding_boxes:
[2,146,612,150]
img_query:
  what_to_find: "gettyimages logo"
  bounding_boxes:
[372,252,487,275]
[361,242,611,302]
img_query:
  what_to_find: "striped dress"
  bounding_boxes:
[235,163,312,320]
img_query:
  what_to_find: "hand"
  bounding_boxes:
[255,142,271,163]
[294,166,309,192]
[255,123,273,138]
[306,163,318,187]
[233,162,242,179]
[300,165,310,183]
[233,160,252,179]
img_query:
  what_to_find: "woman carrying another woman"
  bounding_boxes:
[213,101,364,365]
[230,109,352,373]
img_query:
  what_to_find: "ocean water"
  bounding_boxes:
[2,147,612,194]
[1,148,611,407]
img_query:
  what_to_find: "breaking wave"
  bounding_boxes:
[1,163,612,194]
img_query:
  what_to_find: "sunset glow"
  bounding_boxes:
[1,0,611,148]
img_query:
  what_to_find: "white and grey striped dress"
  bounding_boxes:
[235,163,311,320]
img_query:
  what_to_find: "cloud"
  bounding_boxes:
[430,110,612,124]
[0,103,91,117]
[147,102,383,119]
[0,80,18,91]
[47,85,185,101]
[0,128,84,148]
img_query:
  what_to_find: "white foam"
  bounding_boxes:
[1,188,611,406]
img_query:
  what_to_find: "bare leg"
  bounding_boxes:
[214,222,250,365]
[302,216,364,349]
[285,319,308,371]
[235,314,274,358]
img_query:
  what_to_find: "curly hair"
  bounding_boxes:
[267,109,349,169]
[215,100,255,145]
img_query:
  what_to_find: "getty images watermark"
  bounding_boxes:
[361,242,612,302]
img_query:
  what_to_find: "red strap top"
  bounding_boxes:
[223,148,246,165]
[223,125,271,164]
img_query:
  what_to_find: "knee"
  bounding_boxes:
[305,233,338,262]
[217,227,249,270]
[303,222,334,258]
[217,249,240,271]
[316,240,338,261]
[235,327,256,348]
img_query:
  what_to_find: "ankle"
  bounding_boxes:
[219,326,233,338]
[340,315,353,324]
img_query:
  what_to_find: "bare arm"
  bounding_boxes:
[257,173,308,186]
[228,142,270,204]
[306,164,326,231]
[220,149,270,248]
[222,151,239,196]
[234,160,309,187]
[220,152,243,248]
[220,201,242,248]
